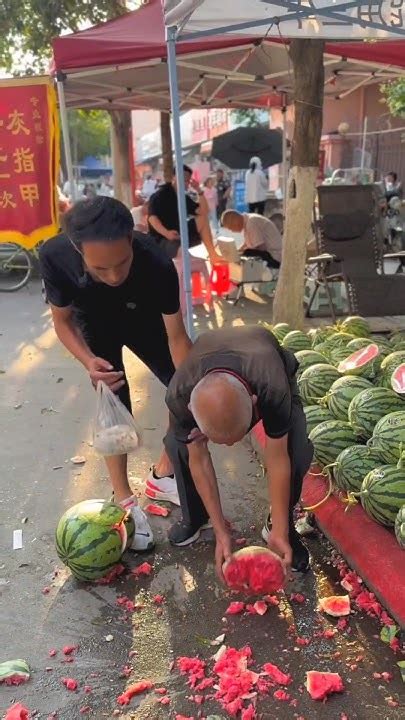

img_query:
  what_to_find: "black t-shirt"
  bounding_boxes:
[39,232,180,331]
[166,326,299,443]
[216,178,230,212]
[148,183,198,238]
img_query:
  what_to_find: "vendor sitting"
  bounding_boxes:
[221,209,282,269]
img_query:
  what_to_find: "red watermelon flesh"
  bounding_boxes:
[306,671,344,700]
[337,343,379,373]
[391,363,405,394]
[4,704,30,720]
[318,595,351,617]
[222,546,285,595]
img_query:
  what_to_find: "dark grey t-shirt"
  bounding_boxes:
[166,326,299,443]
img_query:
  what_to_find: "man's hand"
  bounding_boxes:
[209,251,228,266]
[189,177,201,193]
[215,530,233,582]
[86,357,125,392]
[166,229,180,241]
[267,530,292,573]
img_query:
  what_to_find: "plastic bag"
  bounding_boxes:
[93,381,142,456]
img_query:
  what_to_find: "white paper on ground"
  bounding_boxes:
[13,529,23,549]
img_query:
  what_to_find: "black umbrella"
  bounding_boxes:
[212,126,282,169]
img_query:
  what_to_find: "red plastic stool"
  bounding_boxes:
[191,266,212,307]
[210,263,230,296]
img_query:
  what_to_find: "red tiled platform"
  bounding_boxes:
[252,422,405,629]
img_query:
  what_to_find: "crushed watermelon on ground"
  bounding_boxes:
[2,306,405,719]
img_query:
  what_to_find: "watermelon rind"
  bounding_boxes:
[369,411,405,463]
[318,595,351,617]
[348,388,405,441]
[282,330,311,352]
[334,445,384,494]
[304,405,335,434]
[359,465,405,527]
[395,504,405,548]
[298,364,340,405]
[309,421,358,467]
[55,499,133,581]
[0,659,30,683]
[321,376,372,421]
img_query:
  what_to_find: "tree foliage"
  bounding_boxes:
[68,110,110,163]
[231,109,268,127]
[381,79,405,118]
[0,0,128,74]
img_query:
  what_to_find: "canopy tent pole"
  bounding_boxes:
[281,97,288,218]
[166,26,194,339]
[360,115,368,171]
[56,73,77,202]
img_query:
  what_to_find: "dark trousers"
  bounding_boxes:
[83,312,205,524]
[242,248,281,270]
[248,201,266,215]
[164,393,313,529]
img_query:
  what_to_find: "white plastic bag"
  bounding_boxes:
[93,381,142,456]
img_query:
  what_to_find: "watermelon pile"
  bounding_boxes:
[263,316,405,547]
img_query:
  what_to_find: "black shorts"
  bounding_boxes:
[153,218,201,260]
[82,313,175,412]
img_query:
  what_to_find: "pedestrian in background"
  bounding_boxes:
[215,168,231,224]
[245,156,268,215]
[203,176,218,233]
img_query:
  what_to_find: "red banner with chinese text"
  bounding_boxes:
[0,76,60,249]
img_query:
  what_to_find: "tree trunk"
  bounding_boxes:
[272,39,324,329]
[110,109,132,207]
[160,111,173,181]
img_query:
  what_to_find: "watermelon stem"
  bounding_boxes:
[343,492,360,512]
[303,471,333,511]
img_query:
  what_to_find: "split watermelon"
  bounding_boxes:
[395,505,405,549]
[55,499,135,581]
[380,350,405,376]
[222,546,285,595]
[0,659,30,686]
[337,344,380,378]
[318,595,351,617]
[306,671,344,701]
[391,363,405,395]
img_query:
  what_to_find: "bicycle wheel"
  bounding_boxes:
[0,243,33,291]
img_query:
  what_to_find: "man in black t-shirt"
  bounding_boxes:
[215,168,231,222]
[39,197,193,553]
[164,326,313,578]
[148,164,221,262]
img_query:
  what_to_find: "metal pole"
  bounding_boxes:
[281,102,288,218]
[360,115,368,173]
[56,73,76,202]
[166,26,194,339]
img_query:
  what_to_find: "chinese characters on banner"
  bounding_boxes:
[0,76,60,249]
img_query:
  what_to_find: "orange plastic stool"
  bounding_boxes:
[210,263,230,296]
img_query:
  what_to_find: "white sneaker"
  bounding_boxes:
[126,503,155,552]
[145,467,180,506]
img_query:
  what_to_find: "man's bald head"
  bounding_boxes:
[190,372,254,445]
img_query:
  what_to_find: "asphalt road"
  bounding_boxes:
[0,282,403,719]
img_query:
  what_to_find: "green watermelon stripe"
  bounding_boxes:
[67,530,118,560]
[65,521,92,554]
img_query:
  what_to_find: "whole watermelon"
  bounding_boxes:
[359,464,405,527]
[374,371,393,389]
[334,445,384,494]
[272,322,291,342]
[298,364,340,405]
[330,346,353,367]
[313,341,332,359]
[390,340,405,352]
[346,337,374,353]
[395,505,405,549]
[369,411,405,463]
[348,388,405,441]
[309,421,358,467]
[323,331,355,350]
[295,350,328,379]
[55,499,135,581]
[307,327,334,347]
[282,330,311,352]
[338,316,371,338]
[322,375,373,421]
[304,405,335,434]
[389,330,405,347]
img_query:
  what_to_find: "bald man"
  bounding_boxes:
[164,326,313,579]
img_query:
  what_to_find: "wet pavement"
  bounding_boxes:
[0,283,403,719]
